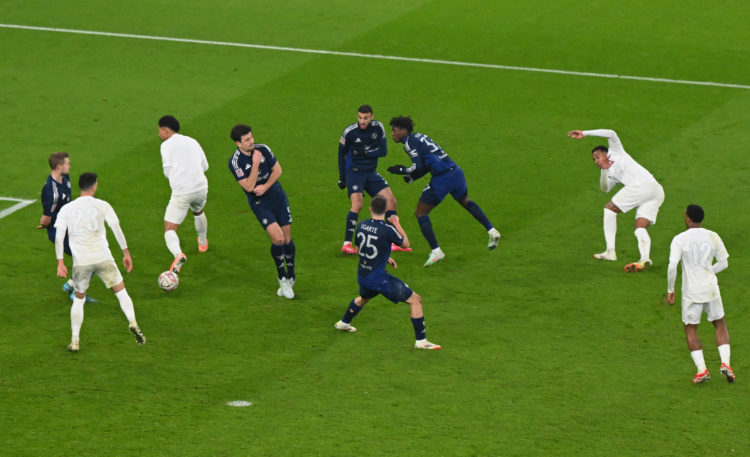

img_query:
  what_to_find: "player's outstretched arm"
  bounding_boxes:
[567,130,584,139]
[387,257,398,269]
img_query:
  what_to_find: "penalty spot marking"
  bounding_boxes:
[227,400,253,407]
[0,23,749,91]
[0,197,35,220]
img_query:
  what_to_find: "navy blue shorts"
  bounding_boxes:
[249,185,292,229]
[359,272,413,304]
[346,169,389,197]
[419,167,468,206]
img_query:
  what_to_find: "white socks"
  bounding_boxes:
[718,344,731,365]
[115,288,137,325]
[70,297,85,340]
[603,208,617,252]
[690,346,730,372]
[634,227,651,261]
[164,229,182,257]
[690,350,706,372]
[194,213,208,244]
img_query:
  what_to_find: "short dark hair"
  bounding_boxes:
[686,204,705,223]
[592,145,608,154]
[48,151,69,170]
[158,115,180,133]
[79,172,98,191]
[357,105,373,114]
[230,124,252,142]
[389,116,414,133]
[370,195,387,215]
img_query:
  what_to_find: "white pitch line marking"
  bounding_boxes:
[1,23,749,90]
[0,197,35,220]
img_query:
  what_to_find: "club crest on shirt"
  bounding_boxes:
[371,133,377,140]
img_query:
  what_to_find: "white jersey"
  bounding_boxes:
[54,196,127,266]
[161,133,209,196]
[668,227,728,302]
[583,129,657,187]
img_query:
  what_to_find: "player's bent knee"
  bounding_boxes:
[604,202,621,213]
[406,291,421,305]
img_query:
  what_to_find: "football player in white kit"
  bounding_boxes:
[568,129,664,272]
[55,173,145,352]
[158,115,209,275]
[666,205,734,384]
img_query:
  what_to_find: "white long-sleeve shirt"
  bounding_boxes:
[161,133,209,195]
[667,227,729,302]
[583,129,658,187]
[54,196,128,266]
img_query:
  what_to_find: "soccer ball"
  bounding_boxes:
[158,270,179,291]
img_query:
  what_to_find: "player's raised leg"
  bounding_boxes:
[457,194,500,250]
[165,220,187,273]
[112,281,145,344]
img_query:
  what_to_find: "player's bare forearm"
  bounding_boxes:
[57,259,68,278]
[37,215,52,229]
[122,249,133,273]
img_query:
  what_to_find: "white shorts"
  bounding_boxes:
[164,189,207,224]
[682,296,725,325]
[611,182,664,223]
[72,260,124,292]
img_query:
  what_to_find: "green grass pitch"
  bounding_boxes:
[1,1,750,455]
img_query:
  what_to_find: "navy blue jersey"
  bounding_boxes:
[355,218,403,281]
[338,120,387,178]
[41,174,71,226]
[228,144,282,200]
[399,133,458,180]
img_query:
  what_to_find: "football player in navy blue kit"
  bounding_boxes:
[337,105,409,254]
[387,116,501,267]
[37,152,78,297]
[334,195,441,350]
[229,124,296,299]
